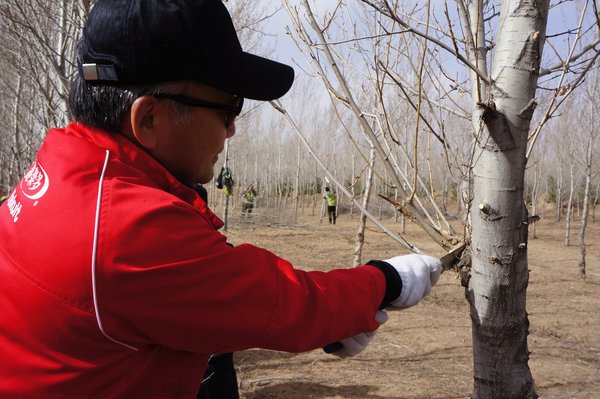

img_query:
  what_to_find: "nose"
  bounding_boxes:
[226,121,236,138]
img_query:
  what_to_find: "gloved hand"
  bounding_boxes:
[330,310,388,359]
[385,254,442,309]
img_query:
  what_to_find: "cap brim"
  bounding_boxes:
[196,52,294,101]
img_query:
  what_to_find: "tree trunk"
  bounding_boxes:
[319,177,327,224]
[579,81,597,279]
[530,166,541,239]
[350,148,356,219]
[578,134,594,280]
[11,74,24,184]
[565,162,575,246]
[222,140,230,231]
[353,147,376,266]
[294,142,301,222]
[555,169,563,221]
[467,0,547,397]
[592,182,599,222]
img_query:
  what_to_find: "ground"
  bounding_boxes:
[218,205,600,399]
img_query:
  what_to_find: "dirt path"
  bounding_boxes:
[220,208,600,398]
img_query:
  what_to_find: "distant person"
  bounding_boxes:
[241,184,257,216]
[216,166,234,197]
[323,186,337,224]
[0,0,442,397]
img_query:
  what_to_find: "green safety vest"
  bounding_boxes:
[243,191,255,202]
[324,192,336,206]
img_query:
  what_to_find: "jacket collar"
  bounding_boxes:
[64,122,224,230]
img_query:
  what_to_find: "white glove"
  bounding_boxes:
[331,310,388,359]
[385,254,442,309]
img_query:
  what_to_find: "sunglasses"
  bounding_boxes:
[153,93,244,128]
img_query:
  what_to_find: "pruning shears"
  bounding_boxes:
[440,243,466,272]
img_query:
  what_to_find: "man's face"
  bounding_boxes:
[149,82,239,184]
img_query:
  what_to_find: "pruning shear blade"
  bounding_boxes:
[440,244,466,272]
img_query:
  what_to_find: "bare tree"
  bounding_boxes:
[353,145,376,266]
[528,159,543,239]
[577,71,600,279]
[278,0,600,397]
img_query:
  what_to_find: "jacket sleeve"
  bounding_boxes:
[96,181,387,355]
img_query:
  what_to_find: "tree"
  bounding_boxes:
[353,145,376,266]
[465,1,548,394]
[279,0,600,397]
[576,70,600,279]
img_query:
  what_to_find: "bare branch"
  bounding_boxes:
[361,0,491,85]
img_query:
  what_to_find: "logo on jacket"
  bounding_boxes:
[7,191,21,223]
[21,161,50,201]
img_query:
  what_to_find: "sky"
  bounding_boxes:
[252,0,342,67]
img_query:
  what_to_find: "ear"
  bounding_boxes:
[129,96,159,149]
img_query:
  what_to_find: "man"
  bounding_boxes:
[215,166,234,197]
[241,184,257,216]
[323,186,337,224]
[0,1,442,398]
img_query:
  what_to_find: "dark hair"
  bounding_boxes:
[68,75,139,133]
[69,73,190,133]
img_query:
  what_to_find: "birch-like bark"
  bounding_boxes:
[349,149,357,219]
[565,162,575,246]
[276,137,283,210]
[578,136,592,279]
[555,168,563,222]
[468,0,548,396]
[530,165,541,239]
[577,74,599,278]
[294,142,301,222]
[319,177,327,224]
[11,74,24,183]
[353,146,376,266]
[222,140,230,231]
[592,182,599,222]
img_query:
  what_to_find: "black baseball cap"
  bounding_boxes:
[78,0,294,101]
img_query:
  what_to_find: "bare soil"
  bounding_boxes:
[219,205,600,399]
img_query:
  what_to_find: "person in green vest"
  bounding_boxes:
[323,187,337,224]
[241,185,257,216]
[216,166,234,197]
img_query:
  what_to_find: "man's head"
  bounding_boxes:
[69,0,294,184]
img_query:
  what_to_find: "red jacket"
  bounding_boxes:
[0,123,386,398]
